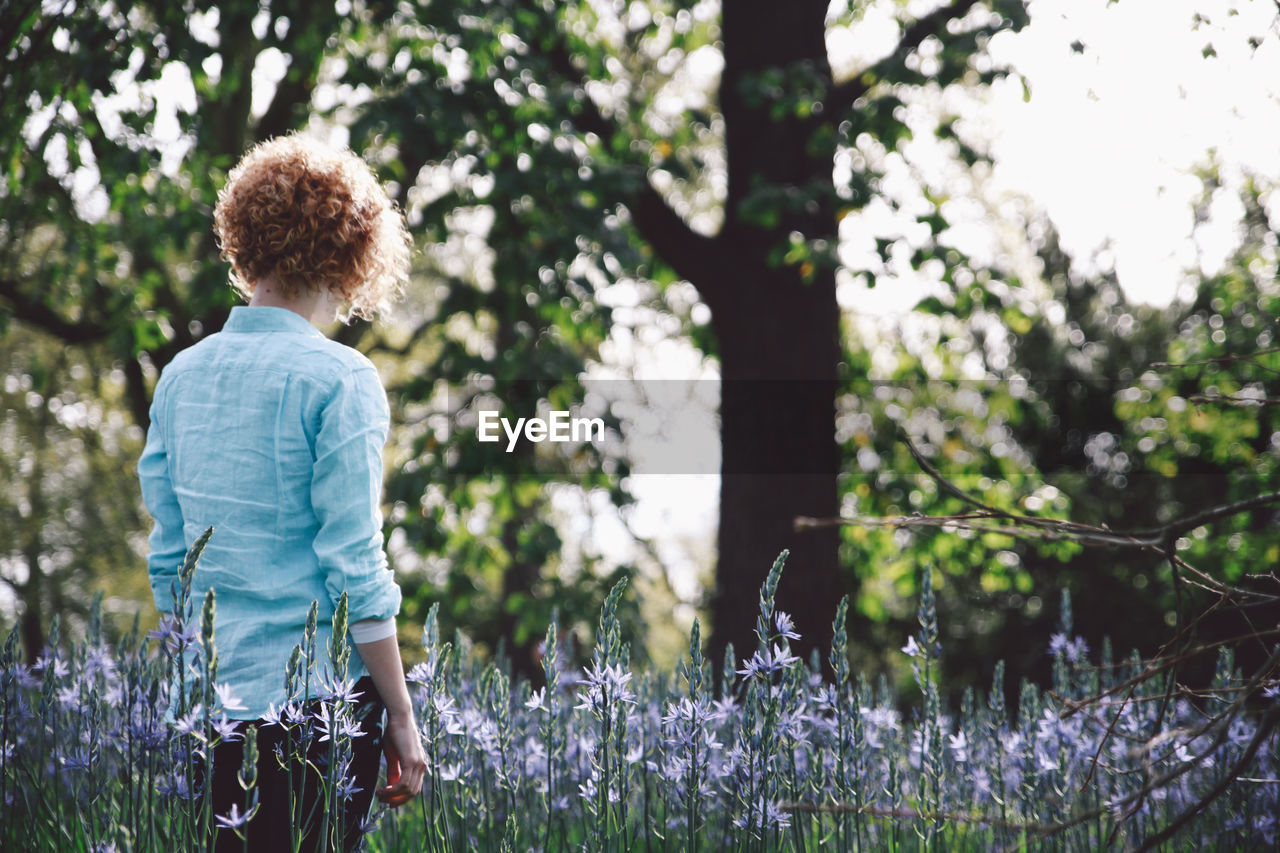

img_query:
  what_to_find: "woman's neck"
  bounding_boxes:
[247,276,339,326]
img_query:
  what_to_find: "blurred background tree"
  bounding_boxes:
[0,328,151,663]
[336,0,1034,669]
[3,0,1279,703]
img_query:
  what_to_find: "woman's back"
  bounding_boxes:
[142,304,401,720]
[141,133,426,846]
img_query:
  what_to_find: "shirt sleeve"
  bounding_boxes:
[138,380,188,613]
[311,365,402,624]
[350,616,398,643]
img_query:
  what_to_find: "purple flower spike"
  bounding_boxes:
[774,611,801,641]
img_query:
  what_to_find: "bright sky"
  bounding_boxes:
[988,0,1280,306]
[834,0,1280,316]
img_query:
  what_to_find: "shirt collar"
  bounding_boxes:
[223,305,326,338]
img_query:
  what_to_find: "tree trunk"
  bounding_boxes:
[498,505,547,687]
[709,291,842,671]
[704,0,844,671]
[20,386,51,664]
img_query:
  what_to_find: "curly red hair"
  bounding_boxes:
[213,134,410,321]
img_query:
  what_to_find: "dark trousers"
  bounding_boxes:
[197,675,385,853]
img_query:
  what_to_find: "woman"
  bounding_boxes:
[139,134,427,851]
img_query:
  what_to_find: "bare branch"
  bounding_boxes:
[1187,393,1280,406]
[798,432,1280,557]
[1151,346,1280,369]
[1137,666,1280,850]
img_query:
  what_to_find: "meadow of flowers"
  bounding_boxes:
[2,531,1277,852]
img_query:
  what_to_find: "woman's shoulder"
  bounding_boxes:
[158,329,378,393]
[295,336,380,382]
[157,333,219,378]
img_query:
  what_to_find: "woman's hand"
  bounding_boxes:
[376,710,426,808]
[353,633,425,807]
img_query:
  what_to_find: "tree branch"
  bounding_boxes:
[823,0,983,123]
[0,278,111,343]
[796,433,1280,605]
[624,170,733,308]
[1135,649,1280,851]
[515,0,728,303]
[899,430,1280,549]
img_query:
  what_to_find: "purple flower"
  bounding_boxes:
[812,683,840,710]
[357,812,380,835]
[1227,717,1253,747]
[56,684,83,709]
[260,702,284,728]
[156,769,196,800]
[312,711,366,743]
[172,705,204,738]
[211,714,243,744]
[710,697,737,721]
[213,683,247,713]
[63,748,94,771]
[971,765,993,797]
[101,680,125,709]
[523,738,549,777]
[319,673,362,705]
[335,775,363,802]
[774,611,800,641]
[1048,633,1089,664]
[406,661,436,684]
[432,695,465,736]
[776,704,811,745]
[733,798,792,830]
[661,696,725,752]
[83,645,117,681]
[735,644,799,680]
[33,650,69,680]
[1174,740,1212,767]
[525,687,547,712]
[147,615,198,655]
[459,709,500,756]
[215,803,251,830]
[9,663,39,690]
[575,662,636,712]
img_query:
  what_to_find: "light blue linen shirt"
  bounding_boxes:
[139,305,402,720]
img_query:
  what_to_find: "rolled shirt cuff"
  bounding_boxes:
[349,616,397,643]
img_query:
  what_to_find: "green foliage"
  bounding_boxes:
[835,176,1280,699]
[13,0,1273,727]
[0,0,355,646]
[1,0,655,668]
[328,0,689,676]
[0,328,150,650]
